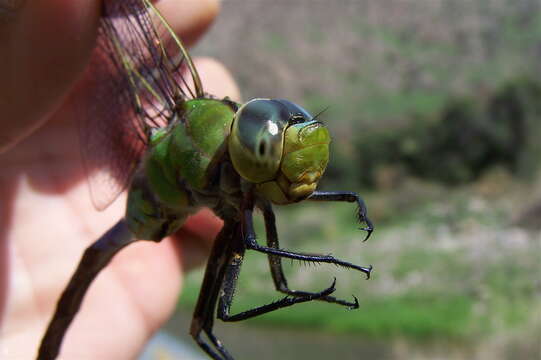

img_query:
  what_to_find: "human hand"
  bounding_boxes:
[0,0,239,358]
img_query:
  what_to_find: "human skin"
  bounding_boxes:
[0,0,240,358]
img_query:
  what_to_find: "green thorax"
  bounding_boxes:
[126,99,236,240]
[146,98,236,205]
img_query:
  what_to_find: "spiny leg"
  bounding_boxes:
[217,222,338,322]
[308,191,374,241]
[190,222,238,360]
[37,219,138,360]
[242,202,372,279]
[259,200,359,309]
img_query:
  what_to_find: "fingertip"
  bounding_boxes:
[158,0,220,45]
[182,208,223,242]
[171,208,223,271]
[0,0,99,152]
[195,57,242,102]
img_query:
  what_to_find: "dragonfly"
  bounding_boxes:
[37,1,374,359]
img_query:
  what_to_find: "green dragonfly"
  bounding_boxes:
[37,1,374,359]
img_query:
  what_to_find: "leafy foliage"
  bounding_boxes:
[349,78,541,187]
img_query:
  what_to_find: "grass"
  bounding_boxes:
[180,273,475,339]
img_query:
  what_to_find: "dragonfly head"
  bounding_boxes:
[228,99,330,204]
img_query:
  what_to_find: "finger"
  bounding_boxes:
[172,208,223,271]
[0,0,99,153]
[194,57,242,102]
[0,0,220,153]
[156,0,220,46]
[48,0,222,130]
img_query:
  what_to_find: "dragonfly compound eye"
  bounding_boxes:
[229,98,331,204]
[229,99,289,183]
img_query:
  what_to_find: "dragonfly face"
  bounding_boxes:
[228,99,331,204]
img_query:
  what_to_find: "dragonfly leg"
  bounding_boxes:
[217,239,338,322]
[308,191,374,241]
[190,222,238,360]
[37,219,138,360]
[242,205,373,279]
[259,201,359,309]
[192,331,233,360]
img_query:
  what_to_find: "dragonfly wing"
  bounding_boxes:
[80,0,204,210]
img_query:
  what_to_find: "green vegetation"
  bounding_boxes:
[322,78,541,188]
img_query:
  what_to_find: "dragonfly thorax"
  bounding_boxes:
[228,99,331,205]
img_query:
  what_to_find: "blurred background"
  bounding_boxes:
[144,1,540,359]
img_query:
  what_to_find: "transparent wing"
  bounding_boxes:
[80,0,204,210]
